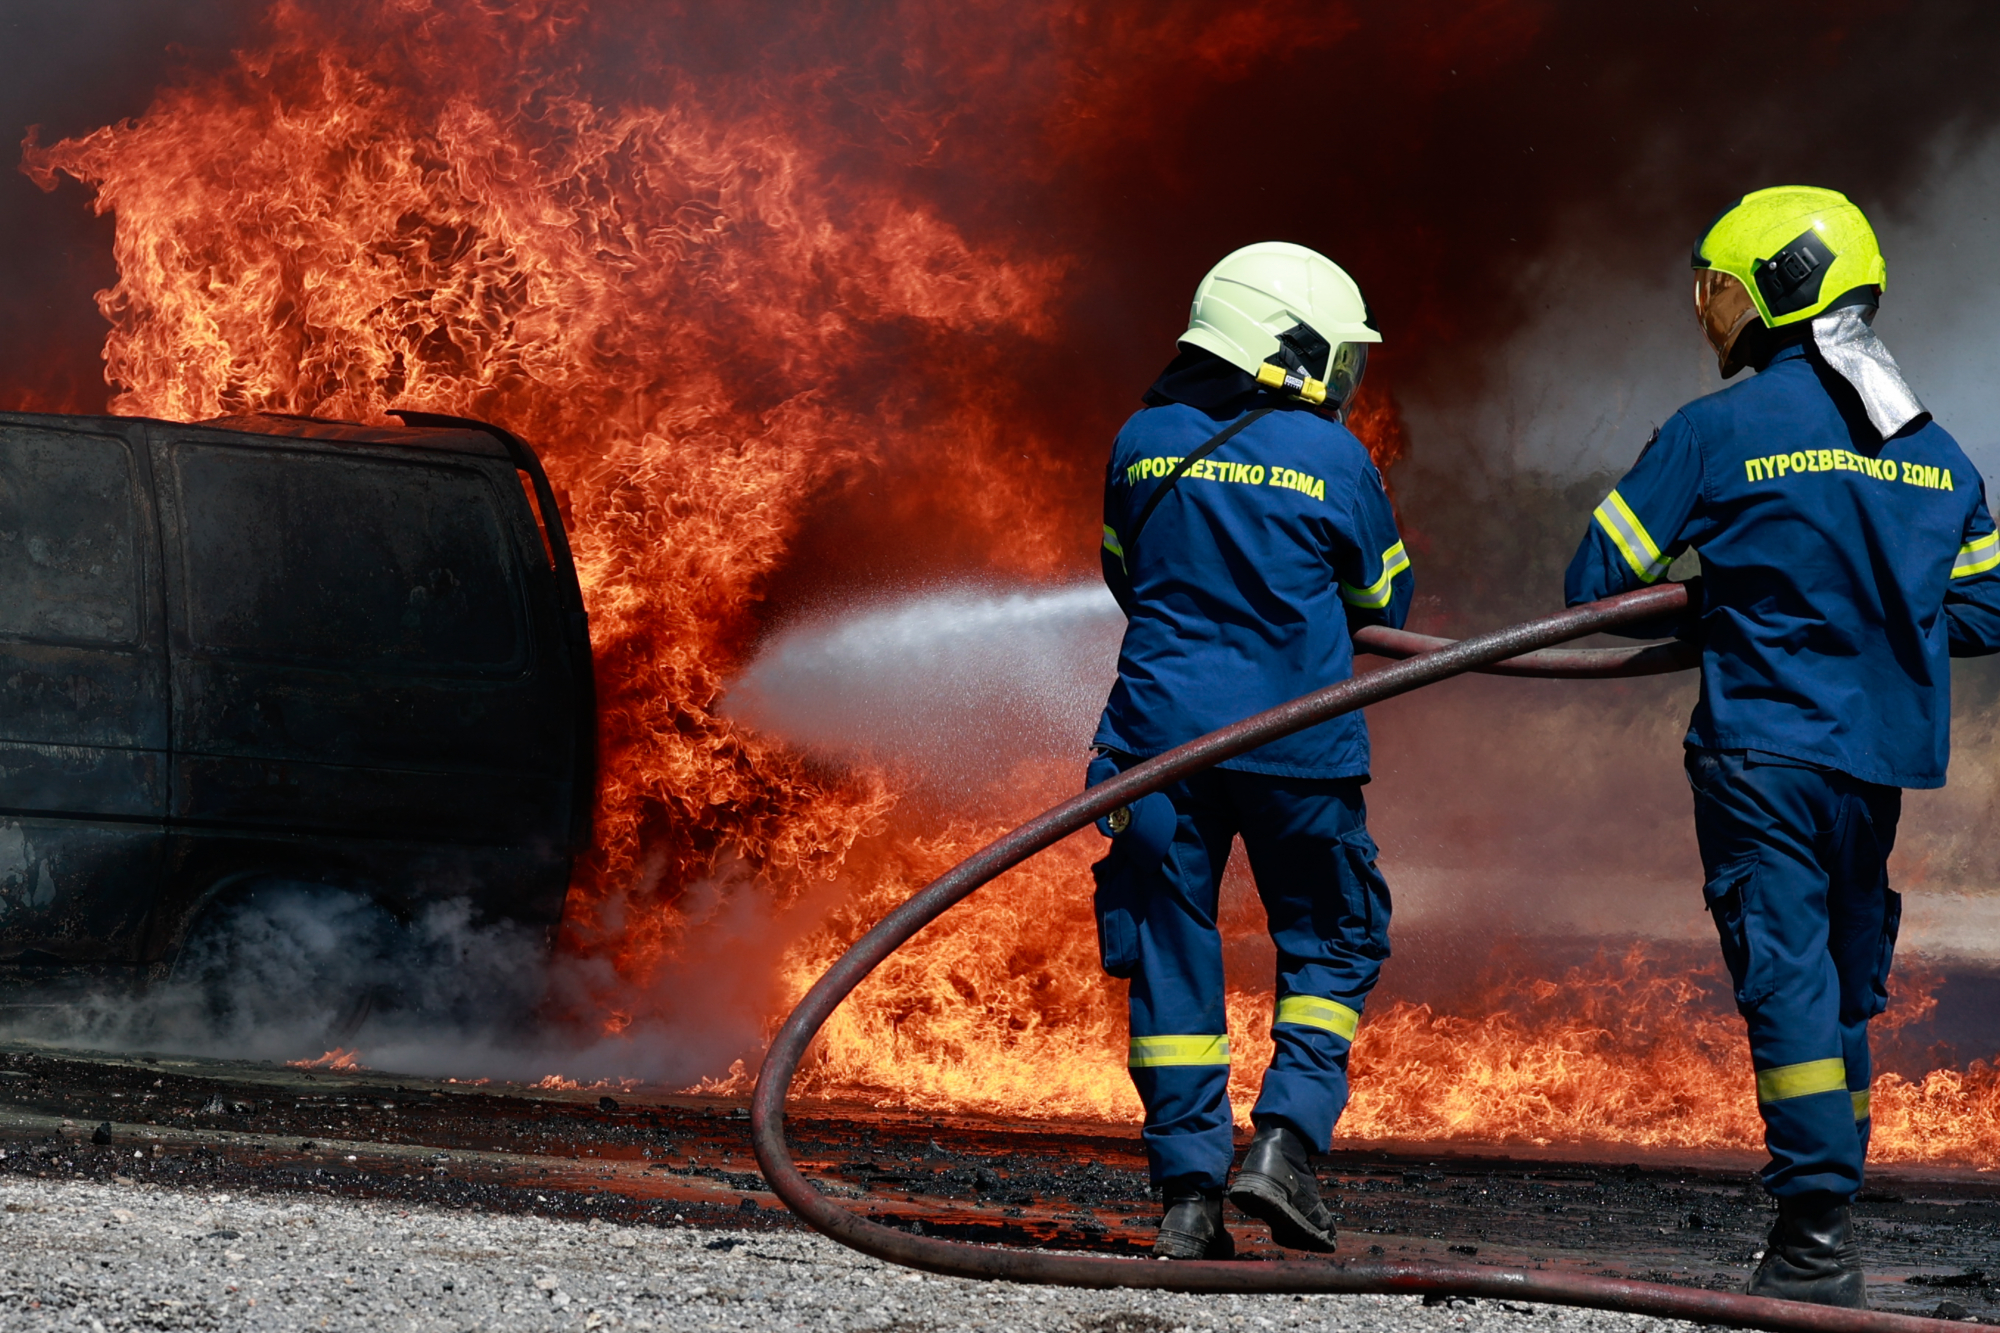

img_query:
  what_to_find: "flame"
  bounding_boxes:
[534,1075,639,1093]
[21,0,1066,981]
[17,0,1999,1168]
[287,1048,363,1071]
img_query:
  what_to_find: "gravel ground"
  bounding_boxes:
[0,1175,1710,1333]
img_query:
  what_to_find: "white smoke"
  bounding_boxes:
[1872,131,2000,474]
[1372,134,2000,958]
[0,883,546,1070]
[1400,131,2000,483]
[0,875,837,1085]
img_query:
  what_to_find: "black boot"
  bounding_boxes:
[1746,1194,1867,1308]
[1227,1122,1337,1252]
[1153,1184,1234,1260]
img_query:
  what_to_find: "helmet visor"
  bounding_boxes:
[1694,269,1762,377]
[1325,340,1369,405]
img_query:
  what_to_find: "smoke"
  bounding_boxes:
[1401,128,2000,494]
[0,884,539,1072]
[1874,131,2000,475]
[727,100,2000,958]
[0,873,836,1085]
[724,99,2000,982]
[1370,126,2000,967]
[0,1,257,414]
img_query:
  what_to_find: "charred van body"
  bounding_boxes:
[0,410,593,990]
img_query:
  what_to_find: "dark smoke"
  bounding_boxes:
[766,1,2000,613]
[0,1,259,413]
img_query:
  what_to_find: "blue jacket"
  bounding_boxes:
[1094,364,1412,779]
[1566,341,2000,789]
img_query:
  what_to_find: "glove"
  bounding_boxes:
[1086,750,1178,863]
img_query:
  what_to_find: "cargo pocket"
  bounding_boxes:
[1703,858,1771,1007]
[1338,827,1393,961]
[1089,851,1142,979]
[1867,887,1903,1019]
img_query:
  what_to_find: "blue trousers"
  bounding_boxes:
[1087,755,1391,1190]
[1685,748,1902,1200]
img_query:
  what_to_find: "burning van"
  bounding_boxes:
[0,409,593,1006]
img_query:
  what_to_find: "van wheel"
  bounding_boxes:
[171,880,406,1055]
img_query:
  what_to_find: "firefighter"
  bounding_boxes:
[1566,187,2000,1307]
[1089,241,1411,1260]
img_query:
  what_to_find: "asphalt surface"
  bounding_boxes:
[0,1043,1990,1327]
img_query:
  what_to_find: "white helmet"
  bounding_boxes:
[1180,242,1380,407]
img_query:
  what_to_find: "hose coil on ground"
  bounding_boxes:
[752,584,1949,1332]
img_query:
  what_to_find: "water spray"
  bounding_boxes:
[752,582,1950,1332]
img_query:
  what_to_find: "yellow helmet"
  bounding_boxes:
[1180,242,1380,408]
[1690,186,1887,328]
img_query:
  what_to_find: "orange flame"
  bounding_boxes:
[534,1074,640,1093]
[22,0,1068,980]
[286,1048,363,1071]
[18,0,1998,1169]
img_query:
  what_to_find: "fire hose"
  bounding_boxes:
[751,582,1949,1332]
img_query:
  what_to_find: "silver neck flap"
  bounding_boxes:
[1811,305,1927,440]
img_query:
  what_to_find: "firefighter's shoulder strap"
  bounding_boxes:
[1119,407,1273,568]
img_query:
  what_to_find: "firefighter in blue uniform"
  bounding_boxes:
[1567,187,2000,1307]
[1089,242,1412,1259]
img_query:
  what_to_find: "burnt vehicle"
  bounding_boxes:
[0,409,593,1024]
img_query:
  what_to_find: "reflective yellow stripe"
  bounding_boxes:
[1339,540,1411,609]
[1953,531,2000,578]
[1852,1090,1871,1121]
[1274,995,1360,1040]
[1593,489,1672,583]
[1102,524,1124,558]
[1128,1034,1230,1068]
[1756,1057,1848,1103]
